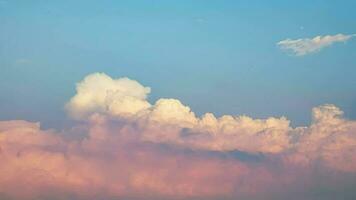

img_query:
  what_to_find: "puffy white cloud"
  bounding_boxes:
[65,73,356,164]
[195,115,291,153]
[293,104,356,172]
[312,103,344,124]
[66,73,151,119]
[134,114,291,154]
[147,98,198,128]
[65,73,293,153]
[277,33,355,56]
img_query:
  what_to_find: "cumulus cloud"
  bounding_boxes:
[0,119,291,200]
[65,73,356,160]
[66,73,151,119]
[277,33,355,56]
[1,73,356,199]
[67,73,293,153]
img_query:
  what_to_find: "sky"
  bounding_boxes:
[1,0,356,128]
[0,1,356,200]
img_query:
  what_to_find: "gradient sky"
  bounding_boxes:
[1,1,356,128]
[1,1,356,200]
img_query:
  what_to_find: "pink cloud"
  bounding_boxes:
[0,73,356,200]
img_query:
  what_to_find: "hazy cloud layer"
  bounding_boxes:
[277,33,355,56]
[1,73,356,200]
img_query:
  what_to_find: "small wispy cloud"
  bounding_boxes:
[277,33,355,56]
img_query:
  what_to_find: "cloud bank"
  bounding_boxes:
[1,73,356,200]
[277,33,355,56]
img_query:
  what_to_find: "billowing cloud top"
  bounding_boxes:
[66,73,152,119]
[1,73,356,200]
[277,33,355,56]
[65,73,356,162]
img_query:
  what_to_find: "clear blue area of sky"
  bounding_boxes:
[0,0,355,128]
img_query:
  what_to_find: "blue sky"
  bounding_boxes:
[1,0,356,128]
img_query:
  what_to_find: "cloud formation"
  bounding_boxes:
[66,73,151,120]
[66,73,356,162]
[277,33,355,56]
[1,73,356,200]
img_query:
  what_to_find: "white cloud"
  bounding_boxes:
[277,33,355,56]
[148,98,198,128]
[66,73,151,120]
[65,73,292,153]
[65,73,356,164]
